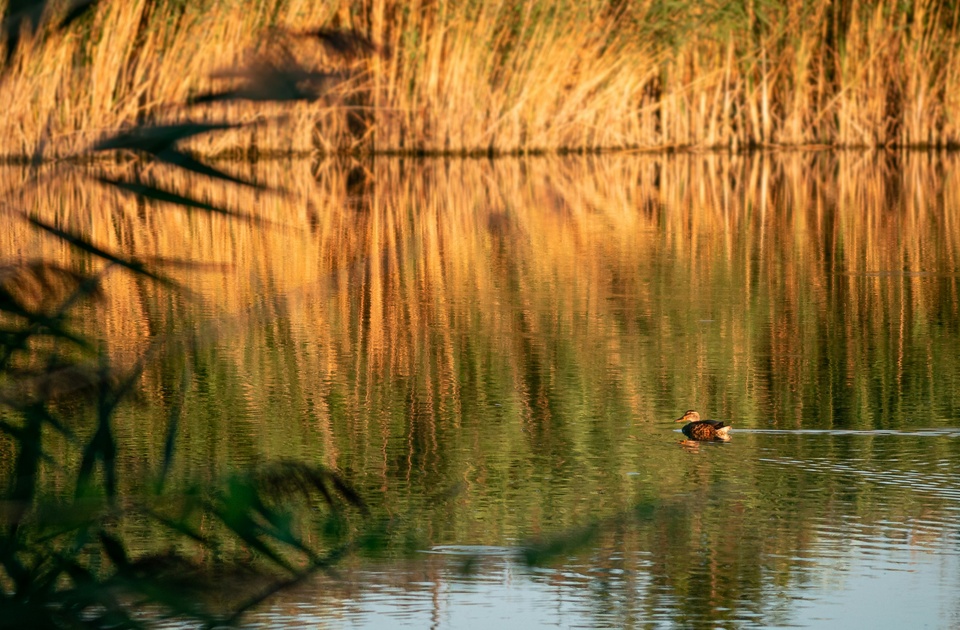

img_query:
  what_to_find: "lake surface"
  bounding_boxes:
[6,152,960,627]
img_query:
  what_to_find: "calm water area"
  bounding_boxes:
[6,152,960,628]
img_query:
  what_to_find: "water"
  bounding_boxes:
[5,153,960,627]
[240,429,960,628]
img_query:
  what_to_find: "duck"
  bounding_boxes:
[675,410,731,441]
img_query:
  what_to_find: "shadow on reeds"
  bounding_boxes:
[0,5,384,628]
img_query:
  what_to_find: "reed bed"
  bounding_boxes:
[3,0,960,156]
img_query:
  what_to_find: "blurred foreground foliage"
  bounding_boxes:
[0,2,378,627]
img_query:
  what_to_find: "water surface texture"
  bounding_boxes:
[6,153,960,628]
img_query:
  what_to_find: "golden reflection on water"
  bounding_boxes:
[4,152,960,626]
[7,153,959,420]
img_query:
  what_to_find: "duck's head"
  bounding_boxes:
[675,410,700,423]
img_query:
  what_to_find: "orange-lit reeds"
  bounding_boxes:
[5,0,960,155]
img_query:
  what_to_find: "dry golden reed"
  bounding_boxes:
[2,0,960,156]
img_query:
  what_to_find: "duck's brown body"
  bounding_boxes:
[676,410,731,441]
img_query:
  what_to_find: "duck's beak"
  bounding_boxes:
[674,415,686,422]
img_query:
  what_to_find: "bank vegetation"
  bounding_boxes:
[2,0,960,157]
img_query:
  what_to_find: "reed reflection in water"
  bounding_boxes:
[4,152,960,627]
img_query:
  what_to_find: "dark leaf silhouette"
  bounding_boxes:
[8,404,45,509]
[0,261,104,368]
[76,394,119,499]
[519,501,658,566]
[254,460,369,514]
[93,121,260,187]
[155,355,190,494]
[26,214,178,288]
[212,476,299,573]
[519,522,601,566]
[93,121,241,153]
[56,0,98,30]
[98,531,131,571]
[288,27,384,60]
[2,0,100,66]
[146,505,213,547]
[157,149,260,187]
[0,260,101,314]
[76,346,160,500]
[188,52,340,105]
[0,363,105,408]
[97,176,272,224]
[2,0,46,38]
